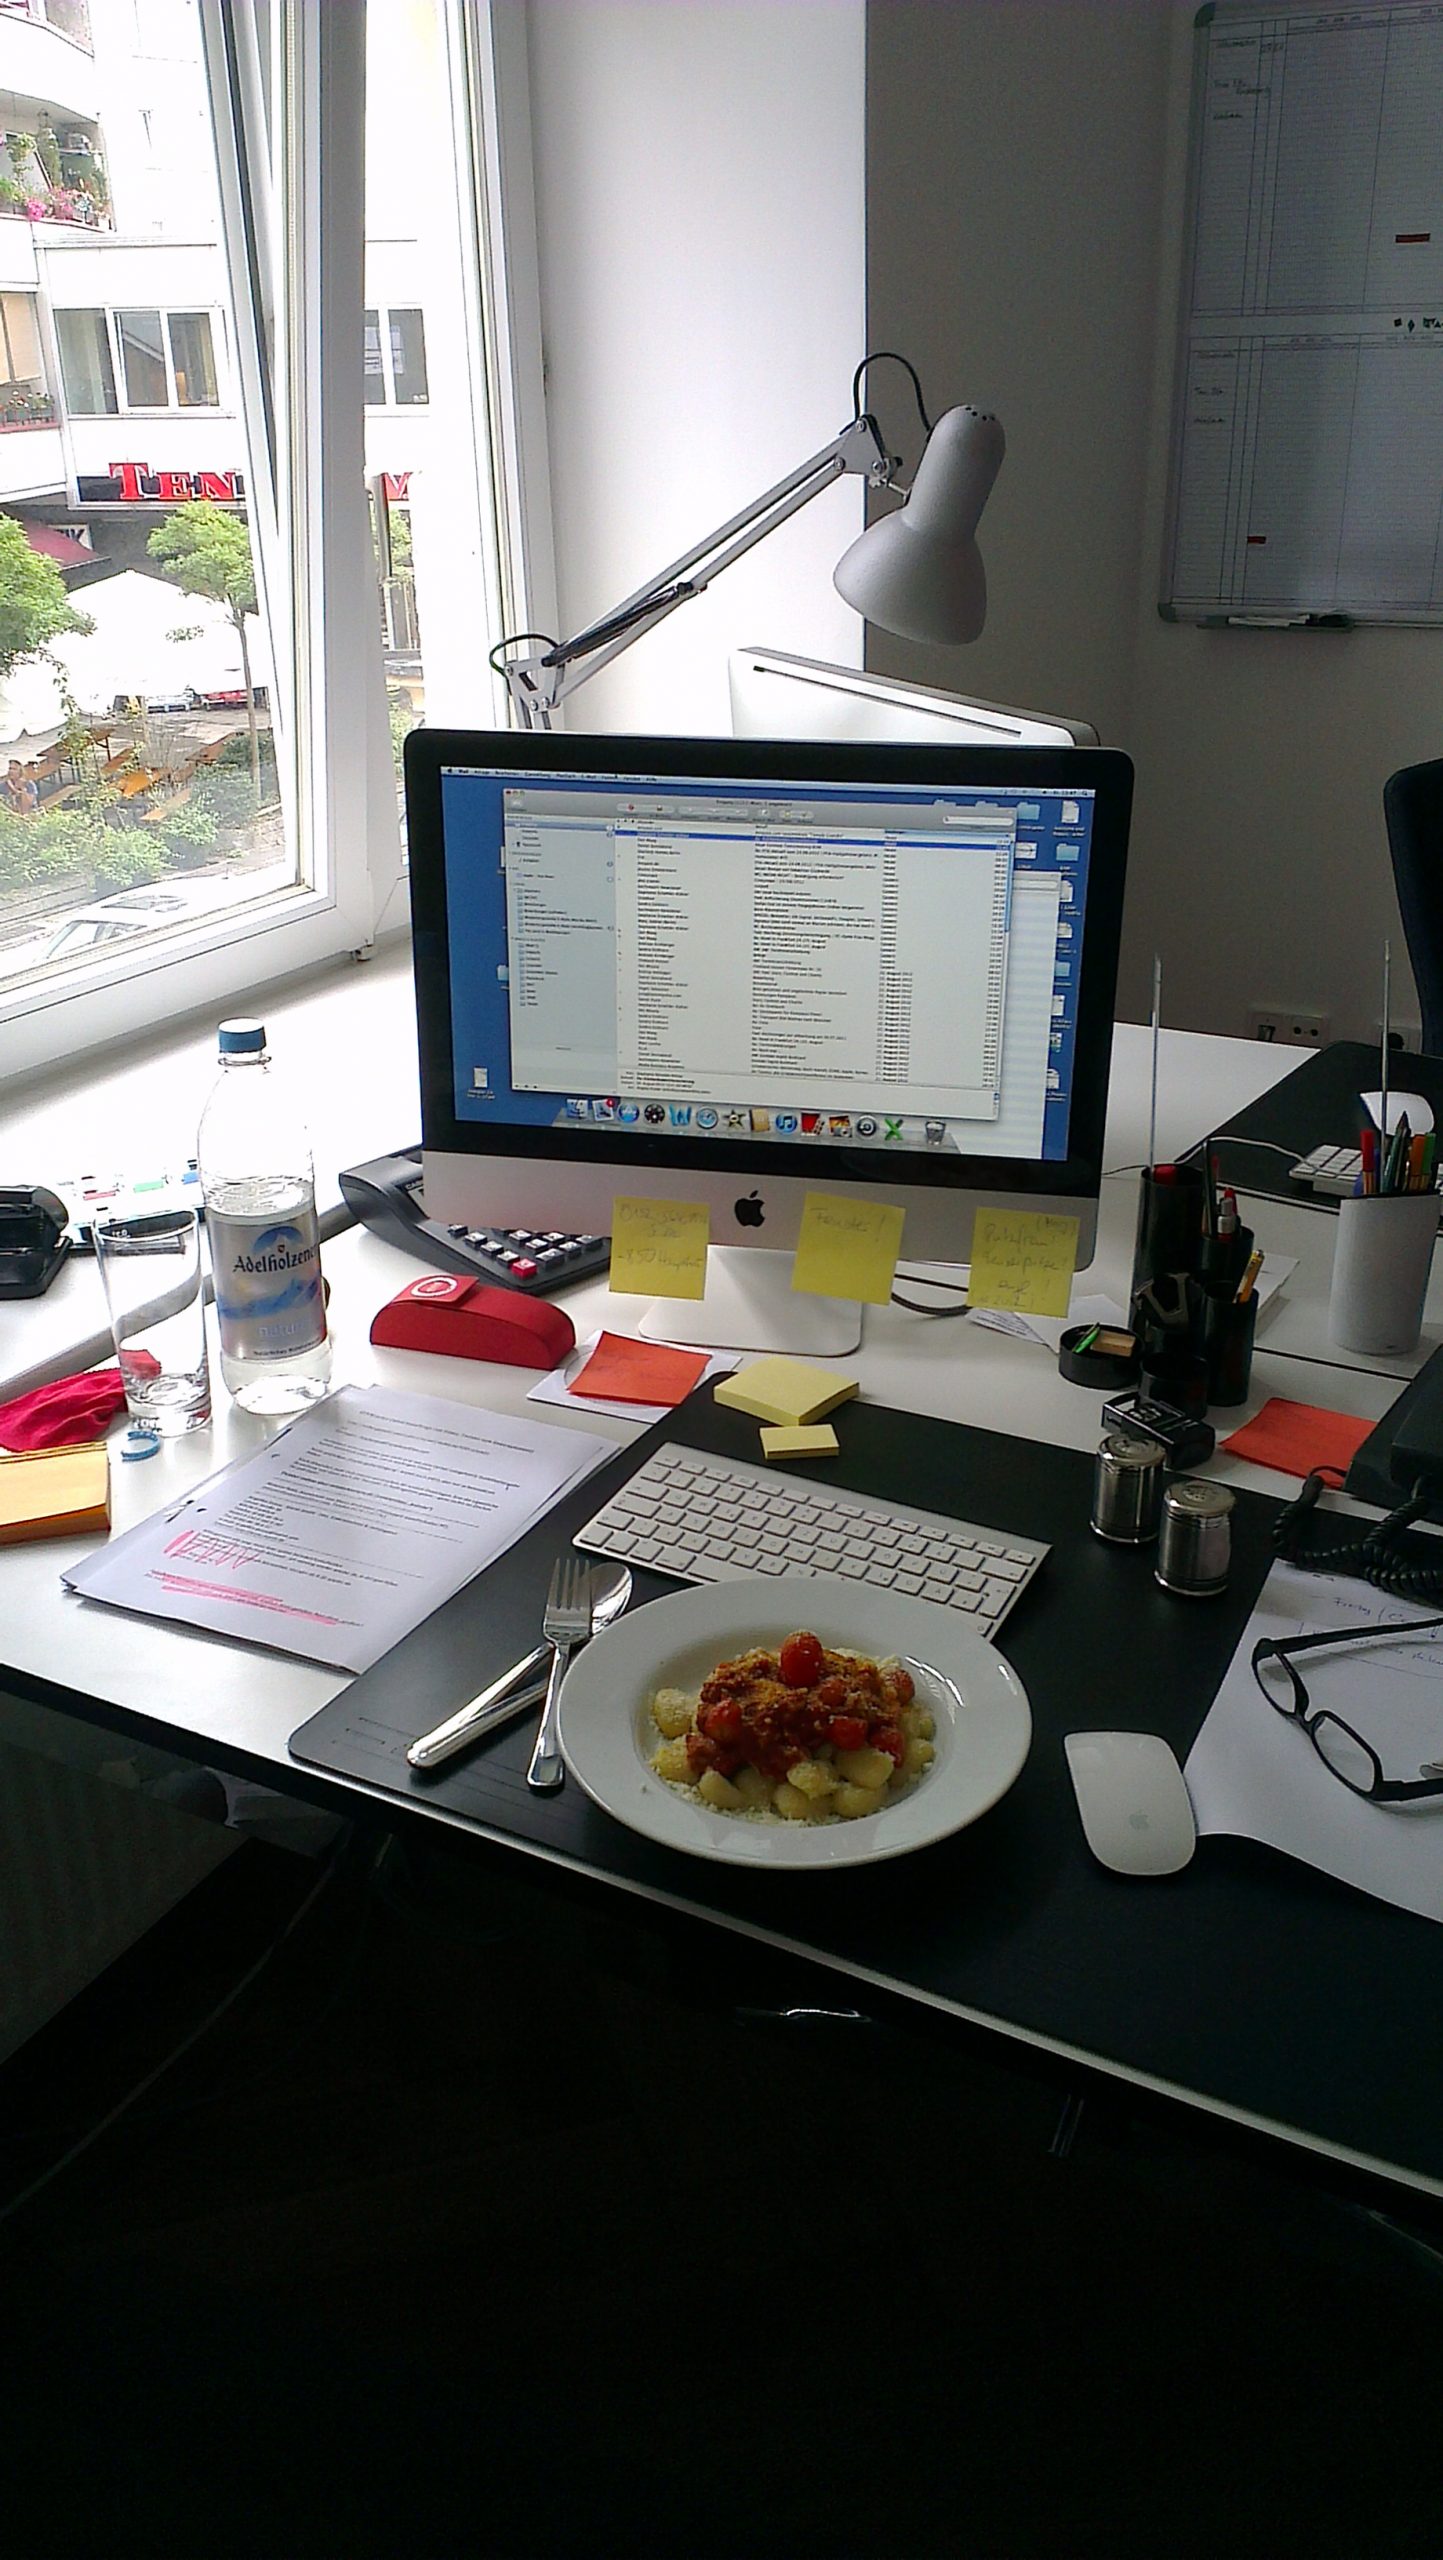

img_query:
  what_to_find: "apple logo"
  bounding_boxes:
[734,1192,765,1228]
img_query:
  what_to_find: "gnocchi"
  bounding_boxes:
[648,1631,935,1825]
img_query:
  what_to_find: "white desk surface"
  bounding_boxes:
[0,1015,1422,1798]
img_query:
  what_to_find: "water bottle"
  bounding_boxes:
[197,1018,332,1414]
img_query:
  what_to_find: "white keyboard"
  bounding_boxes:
[573,1444,1049,1638]
[1289,1145,1363,1197]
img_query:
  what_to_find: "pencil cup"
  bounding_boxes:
[1199,1284,1257,1408]
[1328,1191,1439,1357]
[1130,1164,1204,1301]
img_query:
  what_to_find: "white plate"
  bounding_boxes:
[555,1573,1032,1870]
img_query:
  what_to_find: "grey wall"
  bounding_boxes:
[866,0,1443,1042]
[526,0,867,737]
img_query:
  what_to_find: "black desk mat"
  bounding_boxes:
[290,1386,1443,2191]
[1211,1038,1443,1213]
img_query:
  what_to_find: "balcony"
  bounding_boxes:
[0,11,99,128]
[0,3,91,55]
[0,97,108,228]
[0,417,62,496]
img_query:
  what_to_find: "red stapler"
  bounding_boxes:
[369,1272,576,1368]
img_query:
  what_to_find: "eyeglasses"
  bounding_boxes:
[1251,1616,1443,1803]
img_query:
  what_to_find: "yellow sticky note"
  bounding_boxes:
[791,1191,905,1306]
[608,1196,710,1299]
[715,1357,858,1428]
[760,1423,839,1461]
[967,1209,1079,1318]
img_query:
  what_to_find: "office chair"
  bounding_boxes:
[1385,758,1443,1057]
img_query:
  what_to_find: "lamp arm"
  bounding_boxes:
[505,411,891,728]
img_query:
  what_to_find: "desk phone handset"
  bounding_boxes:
[338,1146,610,1298]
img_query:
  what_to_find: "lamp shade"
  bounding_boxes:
[832,404,1004,645]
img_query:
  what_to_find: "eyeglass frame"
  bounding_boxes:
[1251,1615,1443,1804]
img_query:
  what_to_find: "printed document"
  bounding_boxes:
[63,1385,611,1673]
[1186,1562,1443,1923]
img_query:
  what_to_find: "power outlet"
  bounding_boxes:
[1249,1006,1331,1046]
[1376,1018,1421,1054]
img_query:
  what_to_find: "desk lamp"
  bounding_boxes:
[493,355,1005,729]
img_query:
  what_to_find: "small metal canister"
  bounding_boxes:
[1155,1478,1234,1596]
[1090,1431,1165,1545]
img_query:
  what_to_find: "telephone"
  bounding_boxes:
[338,1146,609,1296]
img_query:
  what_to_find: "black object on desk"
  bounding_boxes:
[290,1382,1443,2198]
[1211,1039,1443,1213]
[339,1144,610,1294]
[0,1186,69,1298]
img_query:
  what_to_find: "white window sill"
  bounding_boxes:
[0,937,418,1400]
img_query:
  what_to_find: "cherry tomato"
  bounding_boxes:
[889,1666,915,1707]
[815,1677,846,1710]
[698,1697,743,1743]
[779,1631,825,1689]
[828,1713,867,1753]
[874,1725,907,1768]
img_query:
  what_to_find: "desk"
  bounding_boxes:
[2,1014,1439,2204]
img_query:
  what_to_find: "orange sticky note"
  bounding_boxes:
[1222,1399,1372,1482]
[791,1192,904,1305]
[568,1332,708,1408]
[608,1197,710,1299]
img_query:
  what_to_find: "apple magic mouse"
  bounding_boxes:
[1064,1730,1196,1877]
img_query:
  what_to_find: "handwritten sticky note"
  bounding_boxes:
[967,1210,1079,1319]
[791,1192,905,1306]
[608,1197,710,1299]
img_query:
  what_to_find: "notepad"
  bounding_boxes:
[0,1442,110,1545]
[714,1356,859,1428]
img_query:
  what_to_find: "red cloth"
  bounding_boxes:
[0,1364,144,1451]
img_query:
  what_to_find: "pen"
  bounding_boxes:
[1380,941,1392,1165]
[1409,1132,1427,1195]
[1235,1247,1264,1305]
[1361,1125,1377,1195]
[1073,1324,1100,1354]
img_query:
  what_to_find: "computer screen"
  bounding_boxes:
[728,647,1099,749]
[405,733,1132,1316]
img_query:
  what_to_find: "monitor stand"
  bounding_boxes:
[637,1246,862,1356]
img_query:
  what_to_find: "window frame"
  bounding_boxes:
[0,0,548,1078]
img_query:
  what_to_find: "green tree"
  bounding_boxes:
[0,511,91,679]
[146,501,263,800]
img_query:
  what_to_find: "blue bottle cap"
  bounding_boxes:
[218,1019,266,1056]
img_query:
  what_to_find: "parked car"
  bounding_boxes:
[189,684,270,712]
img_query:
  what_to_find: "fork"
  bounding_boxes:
[525,1551,594,1793]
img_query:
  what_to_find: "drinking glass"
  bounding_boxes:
[92,1205,212,1435]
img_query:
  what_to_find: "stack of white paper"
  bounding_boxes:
[64,1385,612,1673]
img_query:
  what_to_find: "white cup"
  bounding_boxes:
[1328,1191,1440,1357]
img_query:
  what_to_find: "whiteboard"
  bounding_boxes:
[1162,1,1443,625]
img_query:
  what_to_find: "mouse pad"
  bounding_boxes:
[289,1382,1443,2190]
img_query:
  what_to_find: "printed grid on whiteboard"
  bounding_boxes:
[1163,1,1443,623]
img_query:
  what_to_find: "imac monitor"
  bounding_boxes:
[728,646,1099,748]
[405,732,1133,1352]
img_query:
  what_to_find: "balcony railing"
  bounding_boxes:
[0,379,53,427]
[0,1,92,50]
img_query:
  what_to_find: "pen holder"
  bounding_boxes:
[1198,1282,1257,1408]
[1131,1164,1204,1301]
[1139,1346,1210,1419]
[1329,1190,1439,1357]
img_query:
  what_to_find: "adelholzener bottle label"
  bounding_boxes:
[210,1207,325,1358]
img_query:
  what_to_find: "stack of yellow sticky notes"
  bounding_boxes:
[715,1357,857,1461]
[0,1442,110,1545]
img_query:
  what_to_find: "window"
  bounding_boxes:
[362,303,428,407]
[59,308,221,413]
[117,309,168,408]
[1,0,540,1076]
[0,293,52,423]
[55,308,116,414]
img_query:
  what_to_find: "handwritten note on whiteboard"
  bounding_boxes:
[608,1197,710,1299]
[967,1210,1079,1318]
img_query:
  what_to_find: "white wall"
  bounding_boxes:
[864,1,1172,761]
[865,0,1443,1043]
[525,0,866,738]
[1121,4,1443,1045]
